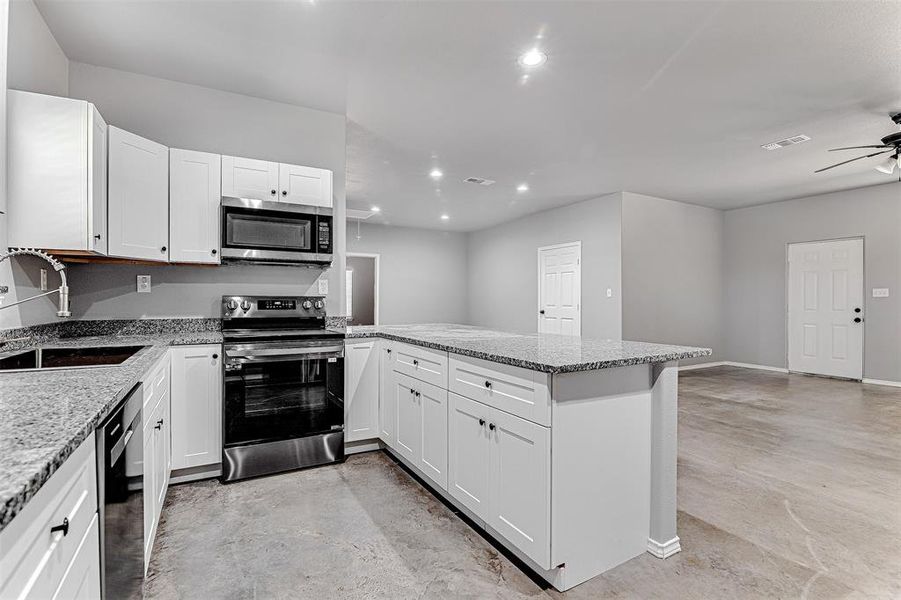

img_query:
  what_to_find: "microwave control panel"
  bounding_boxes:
[318,218,332,253]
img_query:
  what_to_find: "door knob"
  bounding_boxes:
[488,423,496,431]
[479,419,485,426]
[484,380,492,389]
[282,190,288,196]
[853,317,862,323]
[212,249,217,255]
[212,353,219,360]
[539,309,545,315]
[161,246,167,252]
[854,307,861,313]
[270,189,277,195]
[412,359,419,366]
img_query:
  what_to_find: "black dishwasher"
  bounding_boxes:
[96,383,144,599]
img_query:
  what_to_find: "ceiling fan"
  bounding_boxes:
[815,112,901,175]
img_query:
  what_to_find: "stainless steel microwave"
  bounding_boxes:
[220,197,333,265]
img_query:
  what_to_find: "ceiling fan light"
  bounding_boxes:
[874,155,899,175]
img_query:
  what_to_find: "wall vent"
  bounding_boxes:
[346,208,376,220]
[463,176,496,186]
[761,134,811,150]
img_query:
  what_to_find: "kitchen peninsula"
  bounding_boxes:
[344,323,711,591]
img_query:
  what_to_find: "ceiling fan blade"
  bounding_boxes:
[814,149,894,173]
[827,145,891,151]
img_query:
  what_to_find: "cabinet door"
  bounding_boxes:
[142,421,156,572]
[278,163,332,207]
[155,397,170,514]
[221,155,278,201]
[379,343,396,447]
[345,340,380,442]
[87,105,108,255]
[393,373,420,464]
[108,126,169,261]
[170,345,222,471]
[418,381,448,490]
[169,149,221,264]
[51,515,100,600]
[488,408,551,569]
[448,393,491,519]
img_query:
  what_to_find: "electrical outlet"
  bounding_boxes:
[872,288,890,298]
[606,288,613,298]
[318,278,329,295]
[40,269,48,292]
[137,275,152,293]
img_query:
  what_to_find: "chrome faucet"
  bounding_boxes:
[0,248,71,318]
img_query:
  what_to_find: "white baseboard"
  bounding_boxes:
[345,439,382,455]
[862,378,901,388]
[679,361,726,371]
[647,536,681,559]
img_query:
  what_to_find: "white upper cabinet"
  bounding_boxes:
[7,91,108,254]
[221,155,332,208]
[169,149,221,264]
[278,163,332,207]
[108,126,169,261]
[221,155,279,201]
[345,340,380,443]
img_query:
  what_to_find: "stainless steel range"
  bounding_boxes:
[221,295,345,482]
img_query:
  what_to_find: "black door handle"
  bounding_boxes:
[412,359,419,366]
[854,307,861,313]
[484,380,492,389]
[212,353,219,359]
[50,517,69,537]
[270,189,277,195]
[479,419,485,426]
[94,234,101,240]
[212,249,217,255]
[853,317,862,323]
[539,310,545,314]
[488,423,496,431]
[282,190,288,196]
[155,418,163,430]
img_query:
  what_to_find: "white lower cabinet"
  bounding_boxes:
[0,434,100,600]
[378,342,396,447]
[447,393,491,517]
[142,352,172,573]
[393,373,420,464]
[392,372,448,490]
[170,345,222,471]
[344,340,380,442]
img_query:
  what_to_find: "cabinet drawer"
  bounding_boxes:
[448,354,551,426]
[393,342,448,389]
[0,434,98,600]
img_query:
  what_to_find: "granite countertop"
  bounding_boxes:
[0,330,223,532]
[346,323,711,373]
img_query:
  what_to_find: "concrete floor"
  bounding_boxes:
[145,366,901,599]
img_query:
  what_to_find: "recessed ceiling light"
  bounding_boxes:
[440,214,449,221]
[516,183,529,192]
[518,49,547,67]
[371,206,381,212]
[429,169,443,179]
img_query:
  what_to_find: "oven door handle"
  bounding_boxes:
[225,345,345,361]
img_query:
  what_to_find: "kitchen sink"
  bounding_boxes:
[0,345,147,372]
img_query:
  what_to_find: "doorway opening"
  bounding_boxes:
[346,253,380,326]
[537,241,582,336]
[787,237,864,380]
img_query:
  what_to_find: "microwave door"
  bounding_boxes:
[225,213,312,252]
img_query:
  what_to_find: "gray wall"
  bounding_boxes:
[723,182,901,381]
[64,62,348,319]
[7,0,67,96]
[467,193,622,338]
[621,192,724,364]
[346,222,468,325]
[346,256,375,326]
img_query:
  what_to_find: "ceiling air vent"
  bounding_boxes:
[463,176,496,186]
[761,134,811,150]
[346,208,376,221]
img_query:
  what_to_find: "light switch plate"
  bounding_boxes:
[606,288,613,298]
[872,288,890,298]
[137,275,152,294]
[318,277,329,295]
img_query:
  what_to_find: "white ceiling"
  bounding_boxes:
[36,0,901,231]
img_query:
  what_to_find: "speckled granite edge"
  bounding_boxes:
[325,316,347,331]
[346,327,712,374]
[0,331,223,532]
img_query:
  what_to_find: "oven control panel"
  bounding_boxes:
[222,295,327,318]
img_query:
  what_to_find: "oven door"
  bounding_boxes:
[223,342,344,448]
[220,198,333,264]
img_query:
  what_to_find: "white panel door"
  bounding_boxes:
[418,380,448,490]
[379,343,396,447]
[788,239,864,379]
[447,392,491,519]
[108,126,169,261]
[51,516,100,600]
[169,149,221,264]
[87,105,108,255]
[538,242,581,336]
[488,407,551,569]
[394,373,421,463]
[345,340,380,442]
[170,345,222,471]
[278,163,333,207]
[221,155,278,201]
